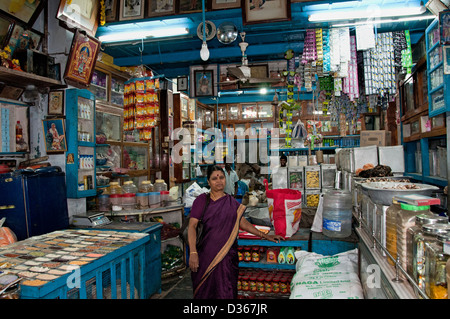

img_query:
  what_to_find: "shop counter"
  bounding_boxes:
[0,228,161,299]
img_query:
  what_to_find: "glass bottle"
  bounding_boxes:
[385,201,402,266]
[413,223,450,297]
[425,233,450,299]
[407,214,448,277]
[396,203,433,274]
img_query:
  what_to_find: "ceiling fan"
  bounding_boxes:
[219,32,283,85]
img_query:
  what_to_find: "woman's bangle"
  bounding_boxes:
[190,251,198,255]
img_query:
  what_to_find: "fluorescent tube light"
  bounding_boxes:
[332,14,435,27]
[99,27,189,43]
[309,5,426,22]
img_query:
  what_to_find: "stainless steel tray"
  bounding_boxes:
[361,182,439,206]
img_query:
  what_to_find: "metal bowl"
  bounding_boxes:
[361,182,439,206]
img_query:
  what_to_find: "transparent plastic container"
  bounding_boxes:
[136,192,149,209]
[154,179,168,192]
[322,189,352,238]
[160,191,170,207]
[139,180,154,193]
[446,258,450,299]
[148,192,160,208]
[396,203,433,273]
[407,214,448,278]
[122,180,138,194]
[425,233,450,299]
[107,182,123,195]
[97,194,110,212]
[110,194,122,211]
[122,193,136,210]
[385,202,402,266]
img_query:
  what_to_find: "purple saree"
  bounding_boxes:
[190,193,245,299]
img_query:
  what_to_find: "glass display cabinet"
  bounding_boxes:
[89,61,128,108]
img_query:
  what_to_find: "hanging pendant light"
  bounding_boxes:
[200,0,209,61]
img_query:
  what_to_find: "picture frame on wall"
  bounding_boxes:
[212,0,241,10]
[56,0,99,37]
[42,118,67,154]
[148,0,176,17]
[194,70,214,97]
[239,64,268,88]
[5,24,43,55]
[64,29,101,88]
[0,13,14,49]
[0,0,46,27]
[440,10,450,45]
[0,85,23,100]
[178,0,202,14]
[242,0,291,25]
[105,0,119,22]
[48,91,65,116]
[119,0,145,21]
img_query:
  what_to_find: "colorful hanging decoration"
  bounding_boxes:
[124,77,160,141]
[100,0,106,26]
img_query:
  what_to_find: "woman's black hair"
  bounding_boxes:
[207,164,225,180]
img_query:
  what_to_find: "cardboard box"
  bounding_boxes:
[360,130,391,147]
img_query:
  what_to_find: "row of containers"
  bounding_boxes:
[353,176,450,299]
[96,180,180,212]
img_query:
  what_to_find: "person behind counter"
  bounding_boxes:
[223,160,239,196]
[187,165,284,299]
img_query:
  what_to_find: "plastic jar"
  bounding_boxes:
[139,180,153,193]
[408,214,448,282]
[396,203,433,273]
[272,277,280,293]
[160,191,170,207]
[238,247,243,262]
[256,276,265,292]
[322,189,353,238]
[110,194,122,211]
[154,179,168,192]
[148,192,160,208]
[386,201,402,266]
[264,276,273,293]
[237,276,242,291]
[280,278,288,294]
[122,180,138,194]
[249,275,257,292]
[241,275,249,291]
[98,194,110,212]
[108,182,123,195]
[425,233,450,299]
[136,192,149,209]
[122,193,136,210]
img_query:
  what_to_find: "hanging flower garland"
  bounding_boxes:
[100,0,106,26]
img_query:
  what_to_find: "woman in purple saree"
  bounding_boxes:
[188,165,283,299]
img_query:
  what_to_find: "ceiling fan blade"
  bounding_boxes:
[228,67,245,79]
[248,77,284,83]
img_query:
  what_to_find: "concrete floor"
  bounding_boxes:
[151,268,193,299]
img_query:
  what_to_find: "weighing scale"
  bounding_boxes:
[72,212,111,228]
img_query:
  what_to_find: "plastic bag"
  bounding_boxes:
[264,179,302,238]
[0,227,17,247]
[183,182,208,208]
[290,249,363,299]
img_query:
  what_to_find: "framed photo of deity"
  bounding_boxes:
[63,29,101,89]
[119,0,145,21]
[48,90,65,116]
[42,118,67,154]
[148,0,175,17]
[242,0,291,25]
[56,0,99,36]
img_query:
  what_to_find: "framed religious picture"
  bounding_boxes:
[177,76,188,91]
[56,0,99,36]
[0,0,46,27]
[105,0,119,22]
[440,10,450,45]
[4,24,43,55]
[64,29,101,88]
[212,0,241,10]
[178,0,202,14]
[48,90,65,116]
[0,85,23,100]
[119,0,145,21]
[148,0,176,17]
[242,0,291,25]
[194,70,214,97]
[42,118,67,154]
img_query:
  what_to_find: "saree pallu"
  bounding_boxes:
[190,193,245,299]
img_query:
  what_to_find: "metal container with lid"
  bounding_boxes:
[425,233,450,299]
[411,222,450,297]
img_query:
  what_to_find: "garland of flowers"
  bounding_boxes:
[0,46,22,71]
[100,0,106,26]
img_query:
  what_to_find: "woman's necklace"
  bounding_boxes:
[210,192,225,201]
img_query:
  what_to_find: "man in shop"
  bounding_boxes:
[222,159,239,196]
[271,153,288,189]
